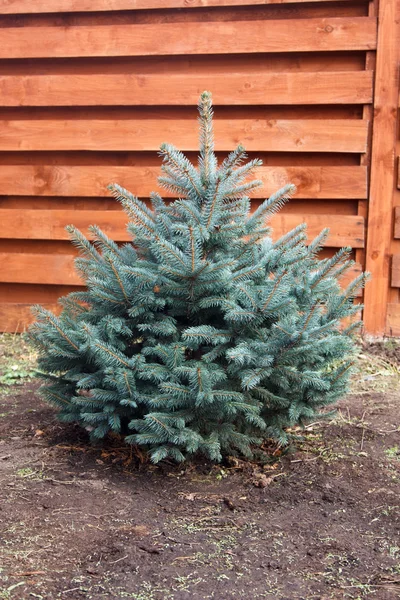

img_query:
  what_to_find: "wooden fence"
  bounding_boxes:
[0,0,398,336]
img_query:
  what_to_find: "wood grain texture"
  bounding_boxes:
[0,71,373,106]
[0,0,360,14]
[0,253,81,285]
[0,0,387,334]
[0,119,369,153]
[0,303,60,333]
[355,0,375,293]
[364,0,400,336]
[0,210,365,247]
[391,254,400,288]
[0,263,363,332]
[0,18,377,59]
[0,251,363,286]
[0,165,368,199]
[386,303,400,336]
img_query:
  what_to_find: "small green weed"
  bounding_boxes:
[16,467,45,480]
[0,364,35,386]
[215,467,228,480]
[384,446,399,460]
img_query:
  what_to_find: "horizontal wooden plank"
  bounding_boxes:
[394,206,400,238]
[0,18,377,59]
[1,269,365,333]
[386,303,400,337]
[0,252,364,288]
[391,255,400,287]
[273,214,365,247]
[0,119,369,153]
[0,254,81,285]
[0,165,368,199]
[0,210,365,247]
[0,0,360,14]
[0,303,60,333]
[0,71,373,106]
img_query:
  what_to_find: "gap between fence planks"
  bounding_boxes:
[0,165,368,199]
[0,119,369,153]
[0,283,82,304]
[394,206,400,238]
[0,18,377,59]
[0,0,364,14]
[0,210,365,248]
[397,159,400,190]
[0,71,373,106]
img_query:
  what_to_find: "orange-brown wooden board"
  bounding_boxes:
[0,252,363,286]
[394,206,400,239]
[363,0,400,335]
[0,165,368,199]
[386,303,400,337]
[0,210,365,247]
[0,71,373,106]
[0,259,364,332]
[0,119,369,153]
[0,303,60,333]
[0,0,363,14]
[356,0,374,292]
[0,18,377,59]
[0,254,81,285]
[391,254,400,287]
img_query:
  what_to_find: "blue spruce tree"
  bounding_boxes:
[30,92,368,463]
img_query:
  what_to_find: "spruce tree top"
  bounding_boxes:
[30,92,368,463]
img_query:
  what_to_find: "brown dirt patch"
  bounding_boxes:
[362,339,400,365]
[0,350,399,599]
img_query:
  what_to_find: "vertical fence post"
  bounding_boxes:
[363,0,400,337]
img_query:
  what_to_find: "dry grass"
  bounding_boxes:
[351,342,400,394]
[0,333,38,388]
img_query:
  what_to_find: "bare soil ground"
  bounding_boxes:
[0,337,399,600]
